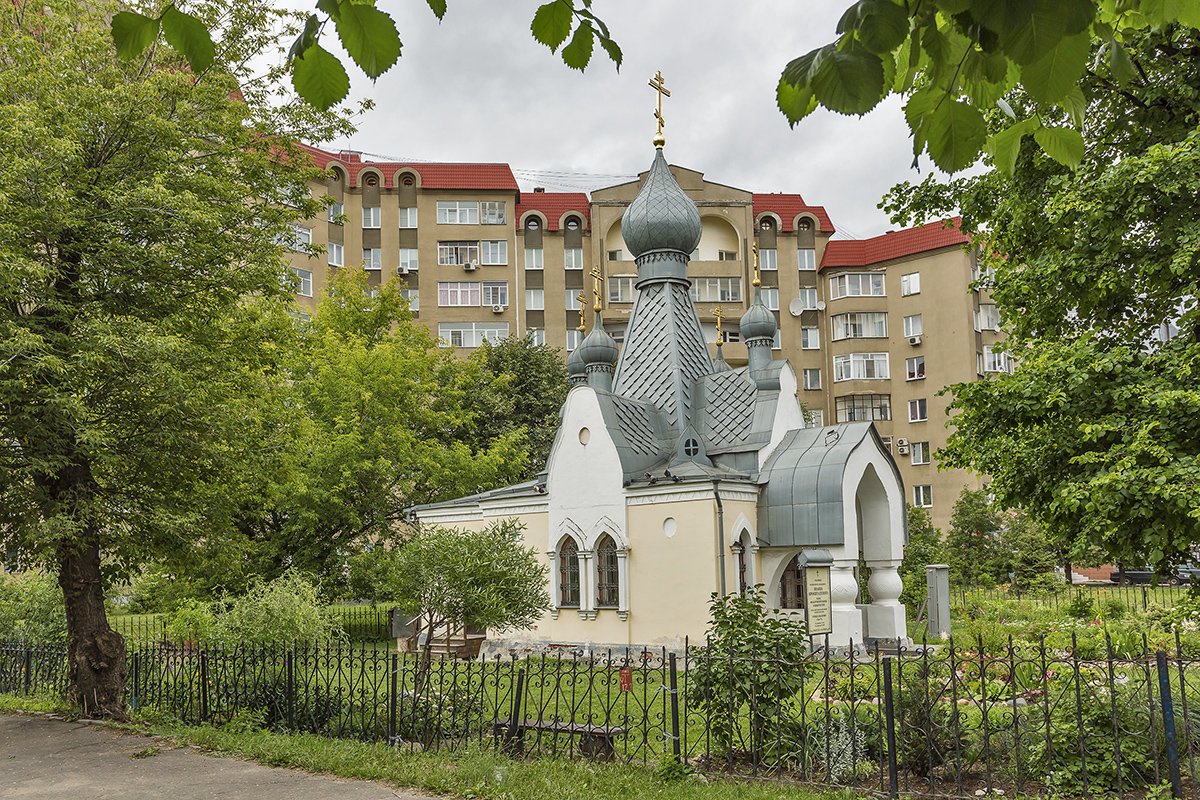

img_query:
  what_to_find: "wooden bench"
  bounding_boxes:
[493,718,627,759]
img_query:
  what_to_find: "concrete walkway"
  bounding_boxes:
[1,714,434,799]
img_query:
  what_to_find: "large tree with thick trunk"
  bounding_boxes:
[0,0,347,718]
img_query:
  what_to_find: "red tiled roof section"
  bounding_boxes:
[515,193,590,230]
[298,144,519,191]
[819,217,970,270]
[752,194,834,233]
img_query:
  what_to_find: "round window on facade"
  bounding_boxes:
[527,218,541,230]
[578,427,590,445]
[684,438,700,457]
[760,218,774,231]
[566,217,580,231]
[363,173,379,187]
[401,174,415,186]
[798,218,813,231]
[662,517,677,538]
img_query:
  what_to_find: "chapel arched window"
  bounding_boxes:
[780,554,804,610]
[597,535,619,608]
[559,538,580,607]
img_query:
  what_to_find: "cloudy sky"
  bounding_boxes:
[317,0,938,239]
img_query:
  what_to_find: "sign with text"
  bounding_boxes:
[619,667,633,692]
[804,565,833,636]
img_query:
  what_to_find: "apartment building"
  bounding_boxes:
[283,145,1003,533]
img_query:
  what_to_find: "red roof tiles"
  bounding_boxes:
[298,143,519,191]
[819,218,970,270]
[752,194,834,233]
[515,193,590,230]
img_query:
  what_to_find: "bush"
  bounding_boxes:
[0,570,66,640]
[1065,589,1096,620]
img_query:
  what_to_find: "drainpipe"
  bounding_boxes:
[713,479,726,596]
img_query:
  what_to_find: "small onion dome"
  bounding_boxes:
[621,148,701,258]
[739,287,777,341]
[567,343,587,382]
[712,343,732,373]
[578,324,619,368]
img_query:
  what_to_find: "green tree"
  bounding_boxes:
[898,504,944,609]
[995,508,1058,591]
[945,487,1002,585]
[0,0,345,718]
[884,26,1200,572]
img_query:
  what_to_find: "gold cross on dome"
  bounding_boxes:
[714,306,724,342]
[590,266,603,313]
[648,70,670,147]
[577,293,587,332]
[751,242,761,287]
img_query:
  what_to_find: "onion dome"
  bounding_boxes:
[578,323,619,369]
[739,287,778,342]
[566,344,587,385]
[621,148,701,258]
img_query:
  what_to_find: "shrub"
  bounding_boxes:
[0,570,66,640]
[212,571,344,648]
[1101,596,1128,619]
[1065,589,1096,620]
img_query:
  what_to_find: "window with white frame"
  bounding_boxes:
[480,201,506,225]
[835,394,891,422]
[480,240,507,265]
[911,441,931,465]
[797,288,819,310]
[906,356,925,380]
[564,248,584,269]
[436,201,478,224]
[829,272,885,299]
[804,408,825,427]
[908,398,928,422]
[691,277,741,303]
[762,288,780,311]
[437,281,481,307]
[977,352,985,375]
[438,241,480,266]
[913,485,933,507]
[798,249,816,271]
[399,248,418,272]
[901,272,921,296]
[482,281,508,306]
[976,303,1001,331]
[880,435,892,453]
[830,311,887,340]
[801,327,820,349]
[327,243,344,267]
[721,329,741,343]
[759,248,778,270]
[566,290,583,311]
[833,352,889,381]
[608,276,636,303]
[803,368,821,390]
[401,289,419,311]
[291,267,312,297]
[524,248,543,269]
[607,250,622,261]
[718,250,738,261]
[903,314,923,337]
[328,202,343,223]
[286,224,312,250]
[772,330,782,349]
[363,248,382,270]
[438,322,509,347]
[983,345,1013,373]
[528,329,546,346]
[565,329,583,350]
[398,207,418,228]
[525,289,544,310]
[362,206,381,228]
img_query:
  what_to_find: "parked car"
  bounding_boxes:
[1109,566,1198,586]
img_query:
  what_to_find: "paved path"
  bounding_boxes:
[1,714,434,799]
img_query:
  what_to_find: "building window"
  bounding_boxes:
[525,289,544,310]
[480,240,508,265]
[780,555,803,609]
[829,273,885,299]
[528,329,545,346]
[913,484,933,507]
[801,327,820,349]
[564,248,584,270]
[480,201,506,225]
[803,368,821,390]
[901,272,921,296]
[363,248,382,270]
[437,241,480,266]
[525,218,541,230]
[718,250,738,261]
[759,248,778,270]
[804,408,824,428]
[798,249,816,271]
[909,398,928,422]
[565,329,582,350]
[285,224,312,250]
[607,249,622,261]
[565,290,583,311]
[977,351,985,375]
[436,201,479,225]
[983,345,1013,373]
[399,248,418,272]
[524,248,543,269]
[831,311,887,340]
[762,288,780,311]
[904,314,923,337]
[835,394,891,422]
[772,330,782,350]
[797,288,819,310]
[721,329,741,343]
[565,216,581,231]
[976,303,1000,331]
[401,289,419,311]
[438,321,509,347]
[881,435,892,453]
[327,243,343,267]
[482,281,508,307]
[608,276,636,303]
[691,277,741,303]
[906,356,925,380]
[559,538,580,607]
[833,352,889,381]
[597,535,619,607]
[362,206,381,228]
[911,441,931,465]
[437,281,481,307]
[328,202,343,223]
[398,207,417,228]
[291,267,313,297]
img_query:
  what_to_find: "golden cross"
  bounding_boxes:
[648,70,670,147]
[714,306,724,342]
[577,293,586,332]
[590,266,603,313]
[751,241,761,287]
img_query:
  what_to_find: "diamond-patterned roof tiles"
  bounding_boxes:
[621,149,702,257]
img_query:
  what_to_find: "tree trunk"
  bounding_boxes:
[58,536,127,721]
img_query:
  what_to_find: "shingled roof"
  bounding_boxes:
[515,192,591,230]
[752,194,835,233]
[297,144,519,191]
[820,217,970,270]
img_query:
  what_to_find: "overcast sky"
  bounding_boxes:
[316,0,938,239]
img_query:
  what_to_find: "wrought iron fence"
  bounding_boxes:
[6,635,1200,799]
[108,605,391,643]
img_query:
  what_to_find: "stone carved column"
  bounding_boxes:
[865,561,907,641]
[616,547,630,620]
[828,563,862,647]
[578,552,595,620]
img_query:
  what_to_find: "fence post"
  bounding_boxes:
[883,657,899,799]
[199,650,209,723]
[1156,651,1184,799]
[131,652,140,712]
[286,650,295,731]
[668,652,681,763]
[23,645,32,695]
[389,652,398,745]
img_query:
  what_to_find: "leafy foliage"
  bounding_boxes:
[0,571,67,640]
[898,504,944,609]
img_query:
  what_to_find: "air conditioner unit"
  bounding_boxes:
[897,444,910,455]
[908,336,922,346]
[896,437,908,447]
[492,304,506,313]
[398,266,409,275]
[463,262,478,271]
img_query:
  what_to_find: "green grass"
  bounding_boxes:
[0,692,66,714]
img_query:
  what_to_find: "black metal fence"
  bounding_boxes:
[6,634,1200,799]
[108,605,390,643]
[951,583,1188,614]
